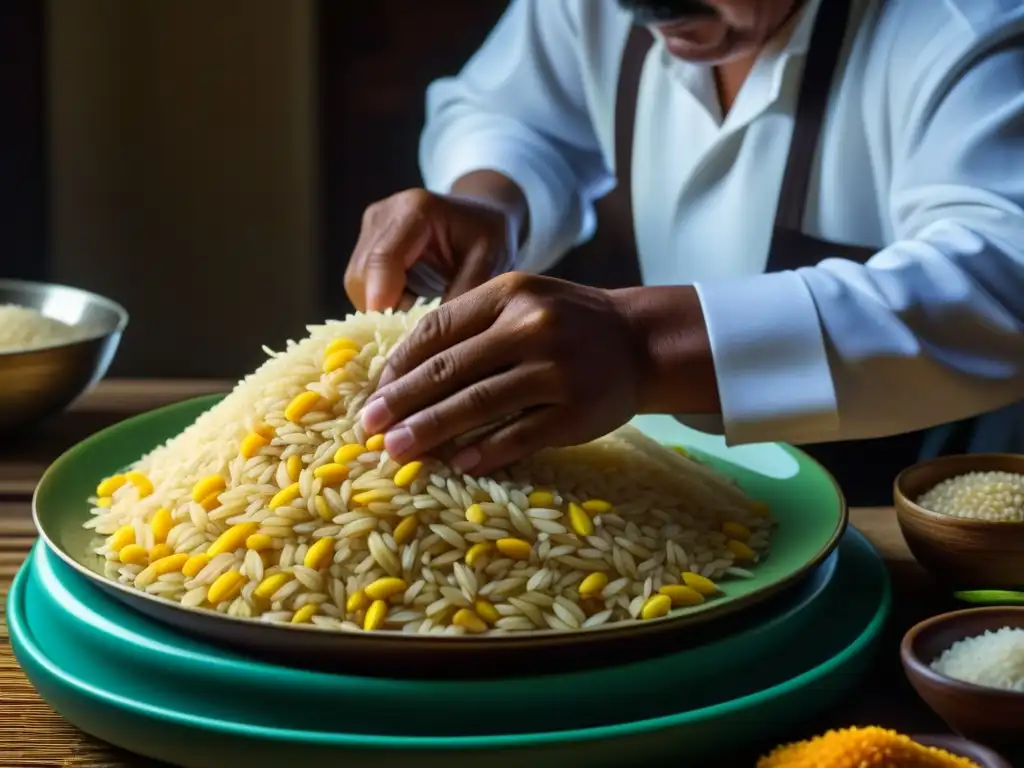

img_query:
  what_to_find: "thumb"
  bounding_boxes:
[363,216,431,311]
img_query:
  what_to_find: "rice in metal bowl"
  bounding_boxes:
[84,302,773,636]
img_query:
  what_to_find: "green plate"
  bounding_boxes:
[33,397,847,677]
[7,527,889,766]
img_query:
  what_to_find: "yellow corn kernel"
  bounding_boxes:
[314,495,333,522]
[286,455,303,482]
[681,572,719,596]
[312,463,349,486]
[200,491,221,512]
[149,543,173,561]
[323,347,359,374]
[207,522,260,557]
[334,444,365,464]
[96,474,128,498]
[150,507,173,544]
[182,554,211,578]
[465,504,487,525]
[352,488,393,505]
[496,538,532,560]
[751,501,771,518]
[346,589,371,613]
[254,572,293,600]
[285,391,321,423]
[527,490,555,508]
[581,499,613,515]
[641,594,673,620]
[365,433,385,452]
[326,337,361,357]
[208,570,245,604]
[659,584,705,607]
[465,542,492,567]
[363,599,389,631]
[727,539,757,562]
[569,503,594,536]
[110,525,136,552]
[578,572,609,597]
[152,553,190,576]
[97,496,113,509]
[269,482,302,510]
[364,577,408,601]
[246,533,273,551]
[474,599,500,625]
[292,604,318,624]
[304,536,335,570]
[118,544,148,565]
[191,475,226,503]
[722,521,751,542]
[240,430,272,459]
[393,461,423,488]
[393,515,418,545]
[452,608,488,634]
[126,471,154,498]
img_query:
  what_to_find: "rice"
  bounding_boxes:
[916,471,1024,522]
[84,301,774,635]
[929,626,1024,691]
[0,303,85,353]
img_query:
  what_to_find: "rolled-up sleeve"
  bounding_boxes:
[419,0,611,273]
[697,9,1024,445]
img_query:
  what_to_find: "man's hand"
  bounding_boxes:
[360,272,665,475]
[345,172,528,311]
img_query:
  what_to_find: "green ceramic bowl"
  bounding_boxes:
[9,528,889,765]
[32,397,848,677]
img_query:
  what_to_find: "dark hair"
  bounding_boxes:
[617,0,718,25]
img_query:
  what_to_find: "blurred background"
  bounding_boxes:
[1,0,508,379]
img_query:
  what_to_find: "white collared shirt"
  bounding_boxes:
[419,0,1024,446]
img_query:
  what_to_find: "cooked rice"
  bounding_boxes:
[0,304,84,353]
[916,471,1024,523]
[84,301,773,636]
[930,626,1024,691]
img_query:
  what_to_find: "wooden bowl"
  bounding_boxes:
[894,454,1024,589]
[901,607,1024,751]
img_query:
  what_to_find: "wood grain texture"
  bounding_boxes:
[0,380,968,765]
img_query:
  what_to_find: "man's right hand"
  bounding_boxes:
[345,178,526,312]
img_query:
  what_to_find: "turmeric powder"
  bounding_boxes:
[759,726,980,768]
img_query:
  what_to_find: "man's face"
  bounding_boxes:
[617,0,801,63]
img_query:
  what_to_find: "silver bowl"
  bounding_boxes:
[0,279,128,432]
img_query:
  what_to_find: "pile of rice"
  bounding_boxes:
[0,304,84,353]
[84,302,773,636]
[917,471,1024,523]
[930,626,1024,692]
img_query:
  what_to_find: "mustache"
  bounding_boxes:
[617,0,719,25]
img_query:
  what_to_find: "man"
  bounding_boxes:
[344,0,1024,504]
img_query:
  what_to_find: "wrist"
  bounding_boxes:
[609,285,721,415]
[449,170,529,250]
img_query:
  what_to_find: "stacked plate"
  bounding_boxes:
[7,402,892,767]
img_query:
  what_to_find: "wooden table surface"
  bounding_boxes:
[0,380,979,766]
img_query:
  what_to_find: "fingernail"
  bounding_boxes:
[384,426,415,457]
[451,447,481,474]
[361,398,392,434]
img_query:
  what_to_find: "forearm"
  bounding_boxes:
[450,171,530,250]
[610,285,721,416]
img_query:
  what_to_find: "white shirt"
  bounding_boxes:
[419,0,1024,446]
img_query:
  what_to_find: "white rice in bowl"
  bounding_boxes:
[84,302,774,636]
[916,471,1024,523]
[930,626,1024,692]
[0,303,85,353]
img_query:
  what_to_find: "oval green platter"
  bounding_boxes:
[33,396,847,677]
[8,527,889,766]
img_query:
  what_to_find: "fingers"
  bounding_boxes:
[450,408,558,475]
[445,225,501,301]
[360,215,432,311]
[379,362,556,463]
[374,284,504,391]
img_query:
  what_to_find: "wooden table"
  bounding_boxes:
[0,380,967,766]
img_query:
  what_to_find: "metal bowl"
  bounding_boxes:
[0,279,128,432]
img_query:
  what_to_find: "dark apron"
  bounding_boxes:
[550,0,1013,506]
